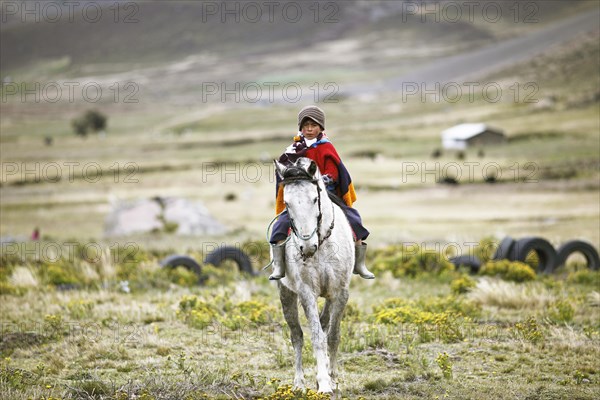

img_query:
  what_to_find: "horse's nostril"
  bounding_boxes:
[300,246,304,252]
[312,245,317,252]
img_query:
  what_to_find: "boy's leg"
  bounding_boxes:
[342,206,375,279]
[354,240,375,279]
[269,212,289,280]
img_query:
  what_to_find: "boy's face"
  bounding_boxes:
[301,119,322,140]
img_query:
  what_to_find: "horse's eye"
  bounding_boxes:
[313,198,318,204]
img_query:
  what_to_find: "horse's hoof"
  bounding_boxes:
[317,381,333,394]
[293,377,305,390]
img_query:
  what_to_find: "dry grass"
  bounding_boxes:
[587,291,600,307]
[8,266,39,288]
[468,278,555,309]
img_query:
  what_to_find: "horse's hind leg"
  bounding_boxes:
[326,289,349,383]
[278,283,305,389]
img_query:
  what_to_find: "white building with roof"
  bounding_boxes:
[441,123,506,150]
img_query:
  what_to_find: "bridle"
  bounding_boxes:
[281,168,335,257]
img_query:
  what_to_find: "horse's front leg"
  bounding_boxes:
[298,287,332,393]
[278,283,305,389]
[326,289,349,383]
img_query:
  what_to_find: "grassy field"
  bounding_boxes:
[1,244,599,399]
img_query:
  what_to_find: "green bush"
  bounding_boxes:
[0,282,24,296]
[66,299,95,319]
[177,295,219,329]
[221,300,277,329]
[372,244,455,278]
[436,352,453,380]
[166,266,198,287]
[71,109,107,136]
[479,260,536,282]
[548,299,574,323]
[451,275,477,294]
[198,263,239,287]
[111,244,151,266]
[567,270,600,286]
[372,296,480,343]
[263,383,331,400]
[473,237,497,264]
[241,240,270,269]
[513,317,544,343]
[46,262,81,286]
[342,301,362,322]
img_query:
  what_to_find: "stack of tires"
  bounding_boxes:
[450,237,600,274]
[160,246,256,285]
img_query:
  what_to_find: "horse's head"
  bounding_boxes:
[275,157,325,258]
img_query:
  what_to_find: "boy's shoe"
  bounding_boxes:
[354,243,375,279]
[269,244,286,280]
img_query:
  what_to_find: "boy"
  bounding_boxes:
[269,105,375,280]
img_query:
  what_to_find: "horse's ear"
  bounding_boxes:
[307,160,317,177]
[274,160,287,179]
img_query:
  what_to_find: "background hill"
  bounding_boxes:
[1,0,595,77]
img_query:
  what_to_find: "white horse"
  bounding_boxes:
[274,157,354,394]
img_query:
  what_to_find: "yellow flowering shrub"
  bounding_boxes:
[479,260,536,282]
[259,383,331,400]
[372,296,479,343]
[221,300,277,330]
[372,245,455,278]
[450,275,477,294]
[513,317,544,343]
[177,295,219,329]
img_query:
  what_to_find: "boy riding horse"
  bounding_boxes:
[269,105,375,280]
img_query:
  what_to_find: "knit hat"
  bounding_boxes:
[298,105,325,130]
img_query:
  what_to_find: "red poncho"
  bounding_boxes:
[275,134,357,214]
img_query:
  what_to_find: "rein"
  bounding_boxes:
[281,168,336,257]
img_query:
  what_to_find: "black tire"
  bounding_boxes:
[510,237,557,274]
[555,240,600,271]
[492,236,515,261]
[203,246,255,275]
[160,255,204,284]
[449,255,482,274]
